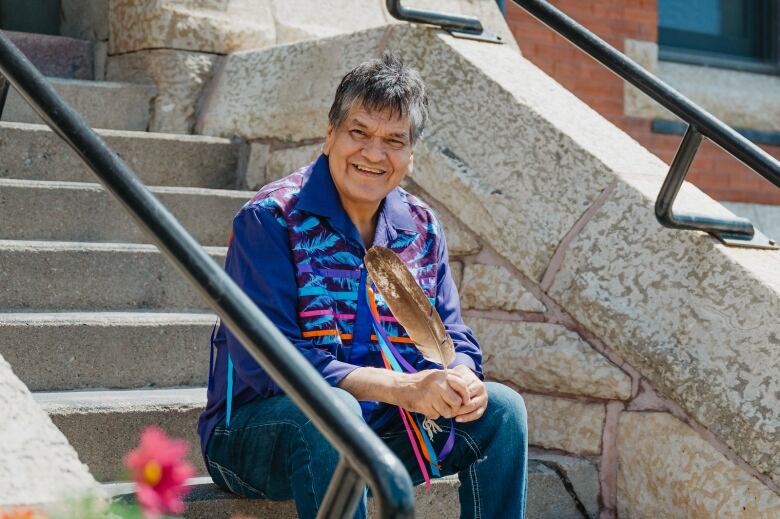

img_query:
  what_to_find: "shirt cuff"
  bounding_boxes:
[321,358,362,387]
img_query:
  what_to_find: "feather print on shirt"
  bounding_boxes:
[294,233,340,254]
[302,276,325,289]
[303,294,332,311]
[320,251,363,267]
[332,276,359,292]
[303,315,335,331]
[411,237,437,264]
[293,216,320,233]
[392,231,418,249]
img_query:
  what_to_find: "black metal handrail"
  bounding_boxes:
[510,0,780,248]
[390,0,780,248]
[0,31,414,519]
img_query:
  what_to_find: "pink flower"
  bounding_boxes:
[125,426,196,518]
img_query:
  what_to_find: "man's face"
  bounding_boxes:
[323,104,414,213]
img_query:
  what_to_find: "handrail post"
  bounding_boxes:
[656,125,755,237]
[318,459,367,519]
[0,29,415,519]
[656,125,703,220]
[0,74,9,119]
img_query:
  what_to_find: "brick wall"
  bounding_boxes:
[506,0,780,204]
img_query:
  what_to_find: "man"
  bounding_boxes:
[198,52,528,518]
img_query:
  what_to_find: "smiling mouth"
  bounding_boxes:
[352,163,386,176]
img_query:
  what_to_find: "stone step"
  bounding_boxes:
[34,387,207,482]
[0,240,227,311]
[2,78,157,132]
[2,77,156,131]
[40,387,599,516]
[4,31,93,80]
[0,179,250,245]
[104,463,592,518]
[106,476,460,519]
[0,122,242,189]
[0,312,215,391]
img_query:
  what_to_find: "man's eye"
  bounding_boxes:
[388,140,405,148]
[350,130,367,138]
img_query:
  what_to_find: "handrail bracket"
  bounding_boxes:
[447,27,504,44]
[656,125,778,250]
[386,0,504,44]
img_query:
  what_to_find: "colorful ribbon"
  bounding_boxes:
[366,283,456,489]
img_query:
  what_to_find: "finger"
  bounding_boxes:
[455,399,478,416]
[467,379,486,397]
[448,365,473,382]
[455,404,487,423]
[433,398,458,419]
[446,374,471,404]
[422,407,440,421]
[440,386,465,411]
[456,391,486,415]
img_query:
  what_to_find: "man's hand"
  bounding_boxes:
[338,365,486,422]
[448,365,488,423]
[397,369,471,420]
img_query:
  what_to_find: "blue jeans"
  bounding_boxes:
[205,382,528,518]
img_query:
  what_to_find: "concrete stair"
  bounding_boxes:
[104,461,593,519]
[0,122,242,188]
[3,77,157,131]
[0,240,226,311]
[33,381,599,517]
[0,179,250,244]
[3,31,93,79]
[0,312,214,391]
[0,29,600,517]
[34,387,206,481]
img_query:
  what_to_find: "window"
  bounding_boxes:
[658,0,779,72]
[0,0,61,36]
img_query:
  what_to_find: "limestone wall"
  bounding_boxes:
[102,0,514,133]
[105,2,780,517]
[0,354,102,510]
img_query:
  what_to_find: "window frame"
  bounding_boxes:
[658,0,780,75]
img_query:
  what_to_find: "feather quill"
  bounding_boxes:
[364,246,455,368]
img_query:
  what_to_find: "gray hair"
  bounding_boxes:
[328,51,429,144]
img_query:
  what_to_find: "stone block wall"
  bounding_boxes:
[101,0,514,134]
[406,174,780,518]
[0,355,102,510]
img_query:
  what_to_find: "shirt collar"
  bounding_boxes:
[296,154,419,245]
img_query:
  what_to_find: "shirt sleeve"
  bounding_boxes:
[222,205,360,394]
[434,227,484,379]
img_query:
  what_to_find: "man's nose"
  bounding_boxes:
[361,137,385,162]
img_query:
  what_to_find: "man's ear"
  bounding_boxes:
[323,124,334,155]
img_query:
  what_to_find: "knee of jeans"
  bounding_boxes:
[331,387,363,419]
[486,382,528,435]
